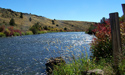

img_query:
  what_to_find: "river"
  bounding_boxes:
[0,32,94,75]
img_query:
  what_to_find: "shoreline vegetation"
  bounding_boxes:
[0,25,86,38]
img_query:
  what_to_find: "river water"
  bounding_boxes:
[0,32,94,75]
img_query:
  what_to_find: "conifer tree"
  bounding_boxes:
[9,18,15,26]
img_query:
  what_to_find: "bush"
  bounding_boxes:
[9,18,16,26]
[13,32,20,36]
[4,29,11,36]
[119,15,124,22]
[91,20,112,59]
[43,26,48,30]
[20,13,23,18]
[29,22,40,34]
[52,20,55,24]
[56,24,59,27]
[119,57,125,75]
[21,32,25,35]
[64,27,67,31]
[29,17,32,21]
[0,32,6,37]
[86,24,96,34]
[30,27,38,34]
[14,29,22,36]
[25,31,33,35]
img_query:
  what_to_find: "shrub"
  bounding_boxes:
[25,31,33,35]
[29,17,32,21]
[29,22,40,34]
[13,32,20,36]
[9,18,16,26]
[30,27,38,34]
[56,24,59,27]
[118,54,125,75]
[4,29,11,36]
[86,24,96,34]
[119,15,124,22]
[43,26,48,30]
[0,32,6,37]
[21,32,25,35]
[91,20,112,59]
[20,13,23,18]
[14,30,22,36]
[52,20,55,24]
[64,27,67,31]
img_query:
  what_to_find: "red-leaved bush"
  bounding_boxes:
[3,26,22,37]
[91,20,112,59]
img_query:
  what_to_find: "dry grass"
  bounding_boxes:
[0,7,95,31]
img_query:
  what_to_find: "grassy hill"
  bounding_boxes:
[0,7,96,32]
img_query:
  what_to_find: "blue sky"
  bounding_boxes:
[0,0,124,22]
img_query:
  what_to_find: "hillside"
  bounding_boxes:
[0,7,95,31]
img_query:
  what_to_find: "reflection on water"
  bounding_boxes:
[0,32,94,75]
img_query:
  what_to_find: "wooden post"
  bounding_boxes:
[109,12,122,72]
[122,4,125,19]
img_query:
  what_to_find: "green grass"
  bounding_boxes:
[53,56,115,75]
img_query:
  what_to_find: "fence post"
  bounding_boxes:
[122,4,125,19]
[109,12,122,73]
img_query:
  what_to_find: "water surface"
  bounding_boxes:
[0,32,94,75]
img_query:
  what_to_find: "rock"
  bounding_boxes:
[45,57,65,74]
[81,69,104,75]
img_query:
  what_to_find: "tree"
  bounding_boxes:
[44,26,48,30]
[64,27,67,31]
[29,17,32,21]
[9,18,15,26]
[29,22,40,34]
[100,17,106,24]
[52,20,55,24]
[20,13,23,18]
[56,24,59,27]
